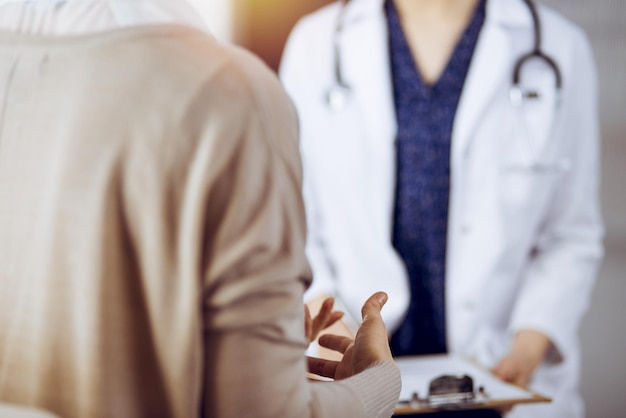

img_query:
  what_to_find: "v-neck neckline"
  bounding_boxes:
[386,0,486,97]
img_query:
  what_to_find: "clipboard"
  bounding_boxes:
[394,355,551,415]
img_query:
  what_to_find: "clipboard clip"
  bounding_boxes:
[409,375,489,409]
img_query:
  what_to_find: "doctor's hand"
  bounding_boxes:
[306,292,394,380]
[493,329,552,388]
[304,297,344,343]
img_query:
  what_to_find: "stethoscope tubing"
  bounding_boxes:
[327,0,563,104]
[324,0,569,172]
[513,0,562,91]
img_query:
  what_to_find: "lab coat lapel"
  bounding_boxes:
[451,20,510,170]
[340,1,396,154]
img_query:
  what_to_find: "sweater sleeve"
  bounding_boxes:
[198,47,401,418]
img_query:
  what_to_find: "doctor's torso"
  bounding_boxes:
[281,0,600,376]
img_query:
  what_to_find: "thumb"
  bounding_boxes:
[354,292,393,370]
[493,358,516,383]
[361,292,388,321]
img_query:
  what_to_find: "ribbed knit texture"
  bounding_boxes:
[387,0,486,356]
[342,361,402,418]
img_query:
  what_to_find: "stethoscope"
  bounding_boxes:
[325,0,570,173]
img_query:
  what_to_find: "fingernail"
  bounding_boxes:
[376,292,388,306]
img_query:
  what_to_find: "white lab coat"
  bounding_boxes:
[280,0,603,416]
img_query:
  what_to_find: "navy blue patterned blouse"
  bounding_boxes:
[387,0,486,357]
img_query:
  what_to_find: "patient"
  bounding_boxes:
[0,1,400,417]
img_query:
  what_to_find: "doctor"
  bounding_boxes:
[280,0,603,417]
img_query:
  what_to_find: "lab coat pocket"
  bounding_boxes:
[498,132,559,214]
[499,164,559,220]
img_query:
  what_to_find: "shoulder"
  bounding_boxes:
[122,26,292,113]
[290,2,342,40]
[534,3,581,35]
[103,26,298,168]
[118,26,296,139]
[534,3,597,88]
[184,33,301,175]
[221,44,297,123]
[535,3,593,55]
[283,1,341,57]
[280,3,341,87]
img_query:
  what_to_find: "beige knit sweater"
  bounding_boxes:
[0,26,400,418]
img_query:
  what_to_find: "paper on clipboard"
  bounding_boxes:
[395,355,550,414]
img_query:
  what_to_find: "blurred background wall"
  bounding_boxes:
[195,1,625,417]
[538,2,626,418]
[230,0,332,69]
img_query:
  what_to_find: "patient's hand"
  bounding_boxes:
[304,297,344,343]
[306,292,394,380]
